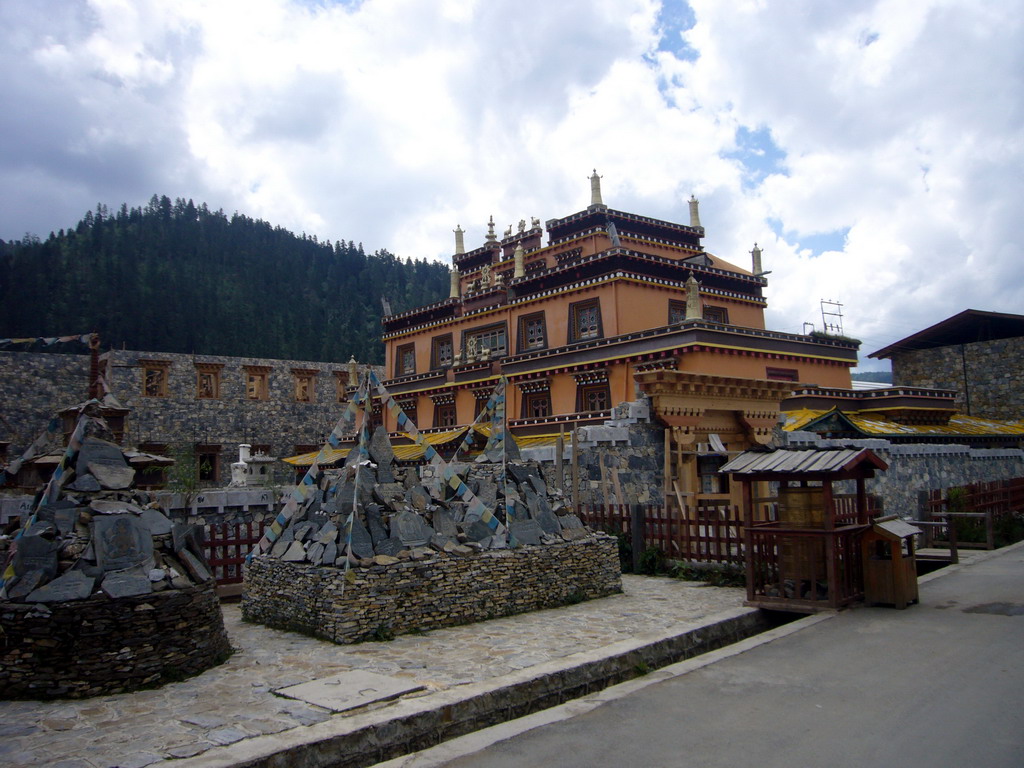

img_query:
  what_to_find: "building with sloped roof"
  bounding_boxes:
[869,309,1024,421]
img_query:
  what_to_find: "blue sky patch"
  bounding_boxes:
[724,126,788,190]
[769,218,850,256]
[655,1,698,61]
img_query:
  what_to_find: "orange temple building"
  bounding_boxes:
[380,173,858,507]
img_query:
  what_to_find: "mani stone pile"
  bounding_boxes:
[0,431,230,700]
[1,435,215,603]
[263,426,594,568]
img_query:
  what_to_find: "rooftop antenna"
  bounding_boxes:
[802,322,816,335]
[820,299,844,336]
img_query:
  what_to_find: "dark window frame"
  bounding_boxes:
[434,402,457,428]
[575,381,611,413]
[669,299,687,325]
[703,305,729,323]
[521,390,552,419]
[464,322,508,359]
[430,333,454,369]
[517,311,548,353]
[766,367,800,382]
[569,298,603,343]
[395,343,416,377]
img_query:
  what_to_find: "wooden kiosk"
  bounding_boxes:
[862,516,921,609]
[721,447,888,612]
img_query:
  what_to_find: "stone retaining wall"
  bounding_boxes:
[243,535,622,643]
[787,433,1024,515]
[0,580,231,699]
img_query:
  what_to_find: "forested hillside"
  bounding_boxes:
[0,196,450,363]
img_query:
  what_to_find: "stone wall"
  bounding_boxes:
[0,580,231,699]
[891,336,1024,420]
[0,348,382,485]
[524,399,667,507]
[786,432,1024,516]
[243,536,621,643]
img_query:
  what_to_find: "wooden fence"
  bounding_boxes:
[920,478,1024,550]
[204,521,266,585]
[578,494,882,568]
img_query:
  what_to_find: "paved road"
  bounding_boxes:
[411,545,1024,768]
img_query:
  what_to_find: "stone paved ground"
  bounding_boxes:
[0,575,745,768]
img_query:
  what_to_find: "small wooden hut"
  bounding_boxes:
[721,447,888,612]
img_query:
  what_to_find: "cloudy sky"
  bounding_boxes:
[2,0,1021,369]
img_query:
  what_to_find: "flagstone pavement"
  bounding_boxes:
[0,575,745,768]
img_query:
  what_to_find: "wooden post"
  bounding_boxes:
[556,424,565,494]
[663,428,672,508]
[631,503,644,573]
[741,479,755,603]
[856,476,867,525]
[823,480,839,608]
[570,422,580,512]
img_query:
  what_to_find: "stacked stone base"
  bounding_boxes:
[243,535,622,644]
[0,581,231,699]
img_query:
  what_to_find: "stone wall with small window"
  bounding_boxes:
[0,349,381,487]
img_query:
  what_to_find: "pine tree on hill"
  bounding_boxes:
[0,198,451,364]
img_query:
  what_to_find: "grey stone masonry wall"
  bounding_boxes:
[890,336,1024,420]
[0,580,231,699]
[523,399,666,507]
[243,535,622,644]
[0,348,382,486]
[786,432,1024,517]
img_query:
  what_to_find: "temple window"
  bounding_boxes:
[518,312,547,352]
[244,366,271,400]
[576,382,610,412]
[195,363,223,400]
[766,367,800,382]
[703,305,729,323]
[570,299,602,342]
[396,343,416,376]
[434,402,457,428]
[464,323,507,359]
[139,359,170,398]
[669,300,686,324]
[523,391,552,418]
[292,369,317,402]
[431,334,454,369]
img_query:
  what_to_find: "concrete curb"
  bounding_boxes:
[176,606,770,768]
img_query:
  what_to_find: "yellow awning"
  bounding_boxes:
[281,447,350,466]
[783,408,1024,437]
[402,427,468,445]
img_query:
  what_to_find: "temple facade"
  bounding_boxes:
[380,174,859,507]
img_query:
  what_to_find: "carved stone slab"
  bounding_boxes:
[367,426,396,467]
[25,570,95,603]
[101,570,153,599]
[94,515,153,572]
[510,519,543,547]
[14,535,61,579]
[393,511,432,547]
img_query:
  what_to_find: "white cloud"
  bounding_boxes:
[0,0,1020,369]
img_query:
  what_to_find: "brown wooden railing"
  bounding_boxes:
[204,521,265,586]
[578,493,881,568]
[745,523,867,611]
[921,478,1024,550]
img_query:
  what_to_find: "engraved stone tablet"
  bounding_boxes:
[510,519,543,547]
[348,517,375,560]
[432,509,458,538]
[94,515,152,572]
[465,519,493,542]
[374,536,403,557]
[101,570,152,598]
[368,425,396,467]
[25,570,95,603]
[14,535,60,579]
[393,511,432,547]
